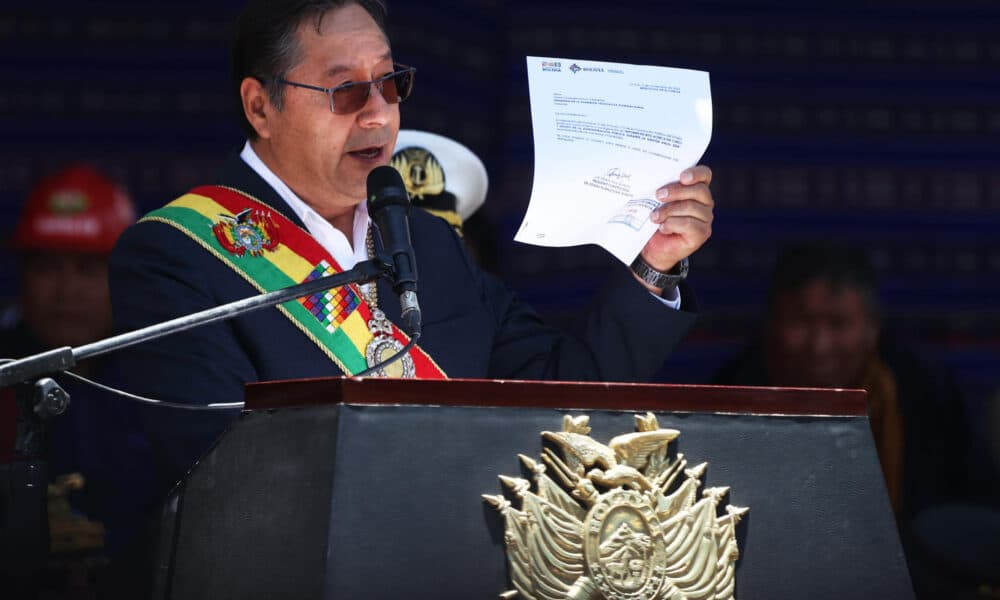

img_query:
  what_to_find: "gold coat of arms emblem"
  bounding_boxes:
[484,413,748,600]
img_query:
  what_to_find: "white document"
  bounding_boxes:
[514,56,712,265]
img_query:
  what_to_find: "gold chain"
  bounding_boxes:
[362,225,379,307]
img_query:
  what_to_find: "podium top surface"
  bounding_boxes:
[244,377,866,417]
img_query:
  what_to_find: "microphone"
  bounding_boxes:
[366,165,421,336]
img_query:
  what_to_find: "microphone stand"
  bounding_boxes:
[1,257,391,391]
[0,257,392,588]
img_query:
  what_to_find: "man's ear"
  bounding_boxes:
[240,77,274,139]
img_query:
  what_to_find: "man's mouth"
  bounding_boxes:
[347,145,385,160]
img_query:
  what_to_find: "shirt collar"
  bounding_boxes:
[239,141,370,268]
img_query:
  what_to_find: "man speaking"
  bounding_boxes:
[109,0,715,496]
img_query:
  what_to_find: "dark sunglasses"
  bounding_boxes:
[266,64,416,115]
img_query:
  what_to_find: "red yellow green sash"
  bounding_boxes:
[141,185,446,379]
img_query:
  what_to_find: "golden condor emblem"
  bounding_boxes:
[483,413,748,600]
[390,146,446,200]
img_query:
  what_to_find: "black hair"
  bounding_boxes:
[767,242,880,321]
[231,0,389,139]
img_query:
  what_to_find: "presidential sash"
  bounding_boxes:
[141,185,447,379]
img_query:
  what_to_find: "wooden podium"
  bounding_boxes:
[151,378,914,599]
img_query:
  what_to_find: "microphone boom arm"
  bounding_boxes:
[0,257,392,388]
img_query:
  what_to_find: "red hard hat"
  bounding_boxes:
[10,165,136,254]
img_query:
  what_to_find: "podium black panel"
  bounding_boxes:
[157,407,341,599]
[155,404,913,599]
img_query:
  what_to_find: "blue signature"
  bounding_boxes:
[606,168,632,181]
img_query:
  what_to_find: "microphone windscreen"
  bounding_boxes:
[366,165,409,208]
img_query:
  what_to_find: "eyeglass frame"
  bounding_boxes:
[261,64,416,115]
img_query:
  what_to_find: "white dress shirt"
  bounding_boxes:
[240,142,369,270]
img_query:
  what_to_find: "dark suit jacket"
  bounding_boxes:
[107,153,698,493]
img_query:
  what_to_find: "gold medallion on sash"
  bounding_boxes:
[363,305,416,378]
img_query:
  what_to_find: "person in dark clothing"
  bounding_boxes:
[0,165,147,598]
[713,241,991,598]
[108,0,716,504]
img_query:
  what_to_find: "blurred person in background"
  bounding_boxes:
[3,166,135,349]
[391,128,494,266]
[391,129,488,237]
[713,241,999,599]
[0,164,147,598]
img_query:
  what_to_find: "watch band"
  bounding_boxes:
[630,255,689,292]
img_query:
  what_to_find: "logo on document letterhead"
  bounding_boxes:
[569,63,582,73]
[541,61,562,72]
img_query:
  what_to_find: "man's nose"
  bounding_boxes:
[357,82,393,127]
[809,324,835,354]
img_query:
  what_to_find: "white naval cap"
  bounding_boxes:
[392,129,488,221]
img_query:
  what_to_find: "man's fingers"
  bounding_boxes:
[656,164,713,198]
[681,164,713,185]
[655,181,713,205]
[650,194,714,223]
[657,214,713,239]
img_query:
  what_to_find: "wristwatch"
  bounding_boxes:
[630,255,689,292]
